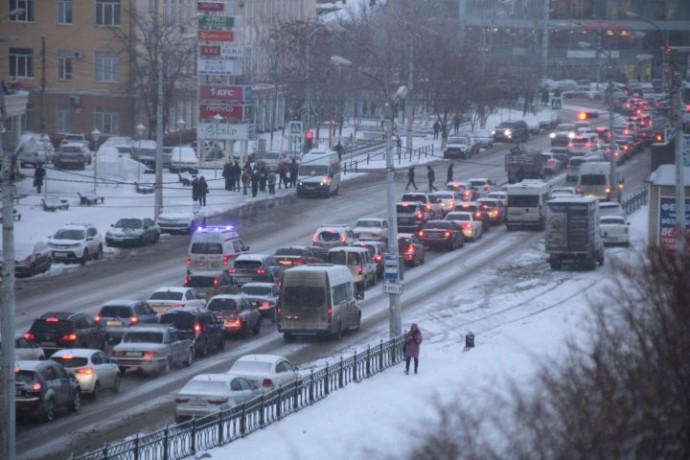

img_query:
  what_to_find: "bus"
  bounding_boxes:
[505,179,551,231]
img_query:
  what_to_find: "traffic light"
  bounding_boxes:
[304,131,314,152]
[577,112,600,121]
[654,132,665,143]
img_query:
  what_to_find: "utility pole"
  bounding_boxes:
[405,44,414,159]
[40,35,46,135]
[154,0,163,221]
[384,101,402,338]
[1,88,18,460]
[672,70,686,260]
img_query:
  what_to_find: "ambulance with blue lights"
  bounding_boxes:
[186,225,249,273]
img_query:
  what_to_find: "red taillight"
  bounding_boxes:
[193,323,202,334]
[222,255,230,266]
[474,212,482,219]
[406,245,415,255]
[357,265,363,275]
[213,277,220,288]
[185,255,192,266]
[416,211,423,219]
[24,332,35,341]
[312,233,318,243]
[183,276,190,287]
[130,316,139,324]
[374,254,382,262]
[175,397,189,403]
[444,231,451,237]
[340,233,346,242]
[462,223,471,229]
[62,333,77,341]
[94,315,101,323]
[256,268,266,275]
[208,397,229,405]
[44,317,60,322]
[418,230,425,237]
[327,306,333,325]
[294,259,303,265]
[262,378,274,388]
[32,383,42,391]
[227,268,237,274]
[75,368,94,375]
[262,301,270,308]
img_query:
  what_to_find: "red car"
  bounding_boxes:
[397,233,426,267]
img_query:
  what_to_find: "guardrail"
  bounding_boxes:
[343,144,436,174]
[69,335,406,460]
[621,185,648,216]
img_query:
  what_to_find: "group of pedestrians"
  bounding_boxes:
[405,164,441,192]
[216,158,301,199]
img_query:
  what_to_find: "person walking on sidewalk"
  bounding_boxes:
[405,165,418,191]
[222,160,232,191]
[447,163,454,184]
[33,164,46,194]
[427,165,437,192]
[403,323,423,375]
[197,176,209,206]
[289,158,299,188]
[241,167,250,195]
[433,120,441,140]
[267,170,277,195]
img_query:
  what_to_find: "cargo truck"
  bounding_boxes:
[545,196,605,270]
[505,145,544,183]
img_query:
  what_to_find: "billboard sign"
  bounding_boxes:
[198,15,235,29]
[658,195,690,253]
[197,1,227,13]
[199,44,246,58]
[197,122,255,141]
[198,30,234,42]
[199,84,251,102]
[197,59,242,76]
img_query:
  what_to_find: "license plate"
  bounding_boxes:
[107,320,123,327]
[190,400,206,406]
[53,252,67,257]
[278,260,292,266]
[42,341,56,347]
[126,351,141,357]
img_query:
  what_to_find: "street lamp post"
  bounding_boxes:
[212,114,222,179]
[135,123,145,184]
[331,55,407,339]
[579,41,619,202]
[176,118,185,170]
[91,128,100,195]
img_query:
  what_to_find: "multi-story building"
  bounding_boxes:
[458,0,690,84]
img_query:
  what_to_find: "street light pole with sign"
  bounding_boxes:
[176,118,186,169]
[91,128,100,194]
[331,55,407,338]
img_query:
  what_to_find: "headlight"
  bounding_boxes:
[549,132,556,139]
[504,129,512,138]
[320,177,331,186]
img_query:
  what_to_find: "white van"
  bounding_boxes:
[277,265,363,341]
[297,150,341,198]
[186,226,249,273]
[577,161,612,201]
[169,146,199,174]
[327,246,377,291]
[505,179,551,231]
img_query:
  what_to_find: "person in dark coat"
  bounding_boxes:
[289,158,299,188]
[33,164,46,193]
[251,166,260,197]
[403,323,423,374]
[197,176,209,206]
[241,167,250,195]
[232,161,242,191]
[432,120,441,140]
[447,163,454,183]
[452,114,460,135]
[278,161,289,189]
[333,141,344,162]
[427,165,437,192]
[222,161,232,191]
[405,165,418,191]
[259,163,268,192]
[267,170,277,195]
[191,176,200,202]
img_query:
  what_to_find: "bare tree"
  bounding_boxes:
[396,249,690,459]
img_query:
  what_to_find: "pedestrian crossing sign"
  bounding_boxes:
[550,97,562,111]
[288,121,303,136]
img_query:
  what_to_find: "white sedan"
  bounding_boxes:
[430,191,457,215]
[444,211,483,241]
[174,373,263,423]
[353,217,389,243]
[146,286,206,316]
[600,215,630,247]
[51,349,120,398]
[227,354,302,392]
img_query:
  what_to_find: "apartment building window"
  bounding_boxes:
[58,51,73,80]
[94,110,120,135]
[95,51,120,83]
[96,0,121,26]
[9,48,34,78]
[9,0,35,21]
[58,0,73,24]
[56,107,72,134]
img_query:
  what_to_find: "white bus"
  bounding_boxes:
[505,179,551,231]
[577,161,612,201]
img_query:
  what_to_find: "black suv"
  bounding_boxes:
[15,360,81,422]
[158,307,225,357]
[492,120,529,143]
[227,254,284,286]
[94,300,159,346]
[25,312,108,357]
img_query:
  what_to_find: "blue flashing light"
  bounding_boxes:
[195,225,236,233]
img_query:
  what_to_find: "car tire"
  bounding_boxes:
[283,332,294,342]
[253,319,261,335]
[118,366,127,375]
[217,336,226,351]
[70,390,80,412]
[95,245,103,260]
[153,232,160,243]
[91,382,100,400]
[43,397,55,423]
[80,249,88,266]
[112,374,121,393]
[333,322,343,340]
[160,357,171,375]
[185,349,193,367]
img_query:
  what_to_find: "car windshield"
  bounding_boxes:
[15,370,37,385]
[191,242,223,254]
[233,260,262,270]
[316,231,342,242]
[507,195,539,207]
[99,306,134,318]
[52,356,89,368]
[423,222,451,229]
[207,298,239,312]
[186,276,219,288]
[240,285,272,296]
[580,175,606,186]
[355,220,380,228]
[159,313,194,330]
[396,204,417,213]
[122,332,164,343]
[398,237,412,248]
[31,319,71,333]
[52,229,85,240]
[149,291,183,301]
[328,252,360,265]
[274,248,304,256]
[601,216,625,225]
[231,361,272,373]
[183,380,227,393]
[402,194,425,202]
[61,146,82,153]
[283,286,325,308]
[299,165,329,176]
[114,219,143,229]
[448,137,468,144]
[446,213,470,221]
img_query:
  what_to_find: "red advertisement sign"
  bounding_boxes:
[197,2,224,12]
[199,104,245,121]
[199,85,249,102]
[198,30,234,42]
[199,45,221,57]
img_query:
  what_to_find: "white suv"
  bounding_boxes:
[48,223,104,265]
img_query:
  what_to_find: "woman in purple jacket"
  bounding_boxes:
[404,323,423,374]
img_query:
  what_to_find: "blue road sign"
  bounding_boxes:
[384,254,399,281]
[288,121,303,136]
[550,97,562,111]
